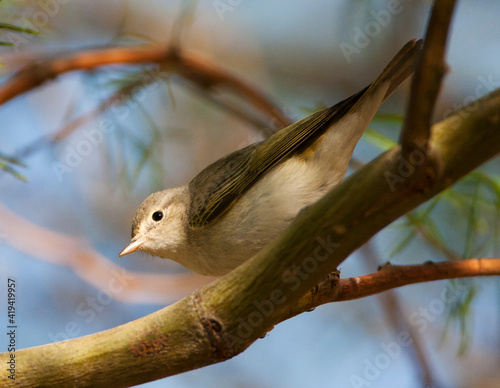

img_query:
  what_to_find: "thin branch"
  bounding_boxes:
[400,0,456,156]
[287,259,500,321]
[170,48,290,130]
[178,77,277,136]
[340,259,499,300]
[12,62,278,162]
[0,44,290,130]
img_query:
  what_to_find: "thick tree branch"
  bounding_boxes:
[2,83,500,387]
[400,0,456,156]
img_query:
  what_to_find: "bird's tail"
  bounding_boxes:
[370,38,423,103]
[311,39,423,177]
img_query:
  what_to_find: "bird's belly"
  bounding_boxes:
[193,157,341,276]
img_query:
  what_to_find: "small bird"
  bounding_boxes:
[120,39,422,276]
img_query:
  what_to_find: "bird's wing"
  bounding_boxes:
[188,39,422,227]
[187,91,363,228]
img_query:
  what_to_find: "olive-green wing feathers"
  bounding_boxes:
[188,91,365,227]
[188,39,422,227]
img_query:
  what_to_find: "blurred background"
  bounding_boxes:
[1,1,500,387]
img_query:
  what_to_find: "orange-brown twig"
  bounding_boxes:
[0,44,290,129]
[288,258,500,320]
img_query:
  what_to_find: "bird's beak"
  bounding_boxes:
[119,235,147,257]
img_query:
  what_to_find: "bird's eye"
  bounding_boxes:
[152,211,163,222]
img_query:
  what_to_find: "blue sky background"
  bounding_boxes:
[1,1,500,387]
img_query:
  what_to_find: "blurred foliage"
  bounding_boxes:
[0,151,27,181]
[441,280,477,355]
[0,21,37,45]
[366,113,500,353]
[0,0,38,46]
[84,66,172,194]
[1,0,37,180]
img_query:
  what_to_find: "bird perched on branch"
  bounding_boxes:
[120,39,423,276]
